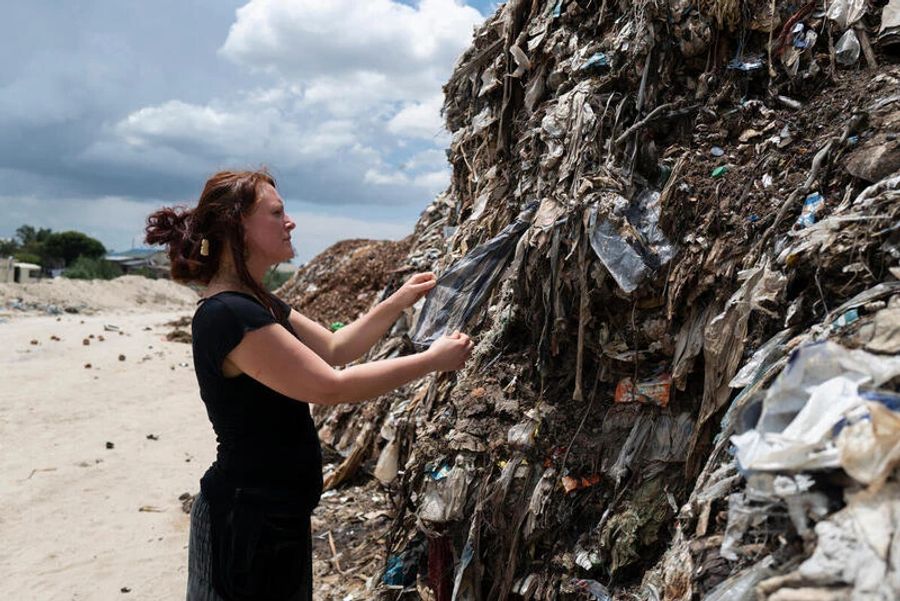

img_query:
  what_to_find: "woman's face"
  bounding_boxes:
[243,183,296,266]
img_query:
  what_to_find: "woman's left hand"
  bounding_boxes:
[390,272,437,309]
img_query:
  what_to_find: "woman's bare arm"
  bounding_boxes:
[287,273,435,366]
[225,322,471,405]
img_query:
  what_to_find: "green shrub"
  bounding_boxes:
[130,266,158,279]
[263,268,293,291]
[13,252,42,265]
[63,257,122,280]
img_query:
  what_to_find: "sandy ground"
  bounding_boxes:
[0,278,388,601]
[0,308,213,600]
[0,277,209,600]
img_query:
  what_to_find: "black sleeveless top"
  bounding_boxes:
[191,291,323,510]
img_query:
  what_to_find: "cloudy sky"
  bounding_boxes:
[0,0,495,263]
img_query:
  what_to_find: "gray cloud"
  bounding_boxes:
[0,0,485,260]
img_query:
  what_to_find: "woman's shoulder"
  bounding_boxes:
[193,291,280,334]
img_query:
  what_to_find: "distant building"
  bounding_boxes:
[0,258,42,283]
[104,248,170,277]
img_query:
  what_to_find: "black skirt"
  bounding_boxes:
[186,493,313,601]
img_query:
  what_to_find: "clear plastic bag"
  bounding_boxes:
[587,190,676,293]
[409,202,537,349]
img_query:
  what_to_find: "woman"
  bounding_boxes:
[145,169,473,601]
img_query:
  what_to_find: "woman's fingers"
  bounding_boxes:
[411,280,437,291]
[409,272,436,284]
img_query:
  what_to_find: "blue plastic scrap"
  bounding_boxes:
[832,309,859,330]
[727,54,765,71]
[792,23,810,48]
[796,192,824,228]
[580,52,611,71]
[552,0,563,18]
[382,539,426,586]
[429,464,452,480]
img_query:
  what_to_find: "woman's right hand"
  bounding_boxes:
[426,331,474,372]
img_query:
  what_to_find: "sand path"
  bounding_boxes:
[0,310,214,600]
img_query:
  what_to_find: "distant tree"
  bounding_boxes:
[15,225,36,245]
[263,268,292,291]
[0,238,18,257]
[42,231,106,266]
[15,225,52,246]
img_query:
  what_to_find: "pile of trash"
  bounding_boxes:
[298,1,900,599]
[279,238,412,328]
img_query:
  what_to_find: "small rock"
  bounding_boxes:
[106,441,115,449]
[118,354,126,361]
[120,587,131,594]
[83,338,90,346]
[146,434,159,441]
[84,363,92,369]
[30,339,39,346]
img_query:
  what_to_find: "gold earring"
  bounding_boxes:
[200,239,210,256]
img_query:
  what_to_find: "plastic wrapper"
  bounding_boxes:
[837,399,900,485]
[835,29,861,66]
[587,190,676,293]
[507,420,539,449]
[614,373,672,407]
[795,192,825,227]
[409,202,537,349]
[374,438,400,484]
[826,0,867,29]
[567,579,610,601]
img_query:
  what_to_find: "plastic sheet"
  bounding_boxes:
[837,400,900,485]
[409,202,537,349]
[704,556,775,601]
[374,438,400,484]
[795,483,900,598]
[729,329,791,389]
[587,190,676,293]
[418,456,473,523]
[881,0,900,44]
[731,342,900,472]
[568,579,611,600]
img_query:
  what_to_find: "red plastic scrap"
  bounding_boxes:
[614,373,672,407]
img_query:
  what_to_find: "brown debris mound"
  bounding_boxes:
[279,238,413,327]
[299,1,900,600]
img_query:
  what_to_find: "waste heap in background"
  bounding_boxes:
[287,1,900,599]
[279,238,412,328]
